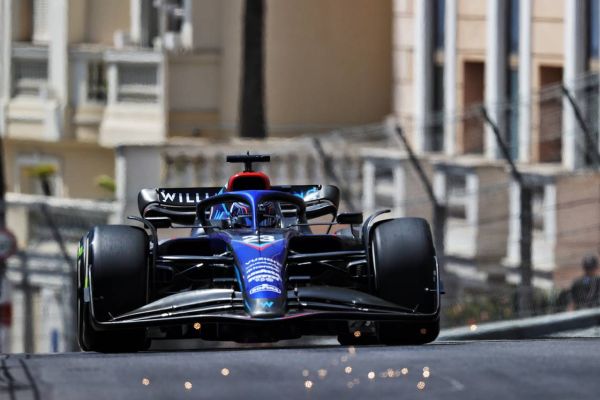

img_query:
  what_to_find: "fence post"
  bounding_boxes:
[518,187,533,314]
[480,106,534,316]
[394,126,446,272]
[561,85,600,167]
[0,124,6,316]
[20,252,34,353]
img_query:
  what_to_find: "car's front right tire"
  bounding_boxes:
[77,225,150,352]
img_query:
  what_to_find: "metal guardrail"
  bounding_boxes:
[439,308,600,340]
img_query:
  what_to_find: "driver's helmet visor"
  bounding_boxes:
[207,200,285,228]
[207,201,251,228]
[257,201,280,227]
[231,202,253,228]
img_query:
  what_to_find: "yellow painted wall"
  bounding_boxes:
[4,140,115,199]
[220,0,392,135]
[265,0,392,130]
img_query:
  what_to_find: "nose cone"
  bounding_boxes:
[229,234,290,318]
[246,297,286,318]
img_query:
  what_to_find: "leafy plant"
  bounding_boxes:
[25,163,57,179]
[95,175,116,194]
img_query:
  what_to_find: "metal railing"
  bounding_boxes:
[104,50,164,105]
[11,44,49,98]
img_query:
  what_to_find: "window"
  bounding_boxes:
[505,0,520,160]
[430,0,445,152]
[589,0,599,62]
[164,0,184,33]
[463,61,485,154]
[144,0,159,47]
[147,0,184,44]
[430,64,445,152]
[585,0,599,166]
[434,0,445,51]
[508,0,519,55]
[538,66,563,163]
[87,62,106,102]
[14,0,33,42]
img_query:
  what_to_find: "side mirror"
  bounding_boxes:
[305,200,337,220]
[336,212,363,225]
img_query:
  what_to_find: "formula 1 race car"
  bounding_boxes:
[77,154,442,352]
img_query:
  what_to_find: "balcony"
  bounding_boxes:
[361,148,435,220]
[5,44,55,141]
[505,165,600,289]
[96,49,222,145]
[360,150,513,284]
[5,35,223,145]
[99,50,166,146]
[433,156,510,275]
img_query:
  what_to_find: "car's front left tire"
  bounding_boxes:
[369,217,440,345]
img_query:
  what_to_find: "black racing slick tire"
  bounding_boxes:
[77,225,150,352]
[370,218,440,345]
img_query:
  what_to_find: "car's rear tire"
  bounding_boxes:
[77,225,150,352]
[370,218,440,345]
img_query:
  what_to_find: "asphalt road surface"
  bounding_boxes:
[2,338,600,399]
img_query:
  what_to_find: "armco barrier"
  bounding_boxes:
[439,308,600,340]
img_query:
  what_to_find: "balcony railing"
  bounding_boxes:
[105,50,163,105]
[11,44,49,98]
[6,192,119,246]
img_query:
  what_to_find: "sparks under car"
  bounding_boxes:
[76,154,442,352]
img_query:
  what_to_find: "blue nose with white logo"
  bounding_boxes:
[246,297,286,318]
[229,234,289,318]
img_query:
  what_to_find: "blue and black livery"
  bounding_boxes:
[76,154,442,352]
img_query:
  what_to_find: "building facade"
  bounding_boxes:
[0,0,392,199]
[2,0,600,352]
[390,0,600,287]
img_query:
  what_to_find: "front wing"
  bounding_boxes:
[86,282,441,331]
